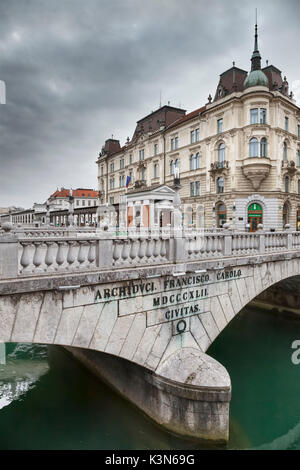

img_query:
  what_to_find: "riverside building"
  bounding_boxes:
[97,23,300,232]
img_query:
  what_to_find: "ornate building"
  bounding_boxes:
[97,23,300,231]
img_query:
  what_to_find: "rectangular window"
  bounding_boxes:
[110,163,114,173]
[82,200,85,206]
[76,200,79,206]
[171,138,174,150]
[217,119,223,133]
[175,137,178,149]
[120,159,124,169]
[195,128,200,142]
[139,149,144,160]
[109,197,114,205]
[154,143,158,155]
[250,108,258,124]
[190,182,194,197]
[190,130,195,144]
[101,166,104,175]
[110,179,114,190]
[88,200,91,206]
[298,150,300,167]
[195,181,200,196]
[154,163,158,178]
[298,125,300,139]
[285,116,289,132]
[260,108,267,124]
[129,154,133,164]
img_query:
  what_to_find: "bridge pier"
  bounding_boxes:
[64,346,231,443]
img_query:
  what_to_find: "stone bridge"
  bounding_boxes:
[1,225,300,442]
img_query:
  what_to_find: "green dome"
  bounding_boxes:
[244,69,269,89]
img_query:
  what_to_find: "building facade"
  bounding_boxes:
[0,188,99,227]
[97,23,300,231]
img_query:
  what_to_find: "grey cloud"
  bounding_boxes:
[0,0,299,207]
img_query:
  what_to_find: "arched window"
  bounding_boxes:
[170,160,174,175]
[190,154,194,171]
[249,137,259,157]
[285,176,289,193]
[218,143,225,164]
[260,138,268,157]
[217,176,224,193]
[196,152,200,169]
[154,163,158,178]
[175,159,179,171]
[283,142,288,161]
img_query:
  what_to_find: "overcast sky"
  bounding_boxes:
[0,0,299,208]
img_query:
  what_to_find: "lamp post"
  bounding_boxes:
[46,203,50,226]
[173,167,182,233]
[68,193,74,227]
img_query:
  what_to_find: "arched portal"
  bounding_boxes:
[248,202,263,232]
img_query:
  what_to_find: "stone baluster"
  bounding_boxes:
[66,241,79,269]
[77,241,89,269]
[20,242,35,274]
[113,240,123,266]
[160,238,167,260]
[32,242,46,272]
[121,240,131,265]
[146,238,155,263]
[217,235,223,255]
[206,235,213,257]
[194,236,201,258]
[153,238,161,261]
[138,238,147,263]
[56,241,68,270]
[87,241,96,267]
[45,241,58,271]
[129,238,139,264]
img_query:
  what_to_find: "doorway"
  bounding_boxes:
[216,203,227,228]
[248,203,263,232]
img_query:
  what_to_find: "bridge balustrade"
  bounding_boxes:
[0,226,298,279]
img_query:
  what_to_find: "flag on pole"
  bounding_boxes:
[126,175,131,188]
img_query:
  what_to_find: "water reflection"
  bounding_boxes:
[0,306,300,449]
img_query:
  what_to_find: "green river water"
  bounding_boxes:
[0,306,300,450]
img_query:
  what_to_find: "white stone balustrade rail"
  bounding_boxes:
[18,237,97,275]
[0,228,299,279]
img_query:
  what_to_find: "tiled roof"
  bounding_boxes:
[166,106,206,130]
[50,188,98,198]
